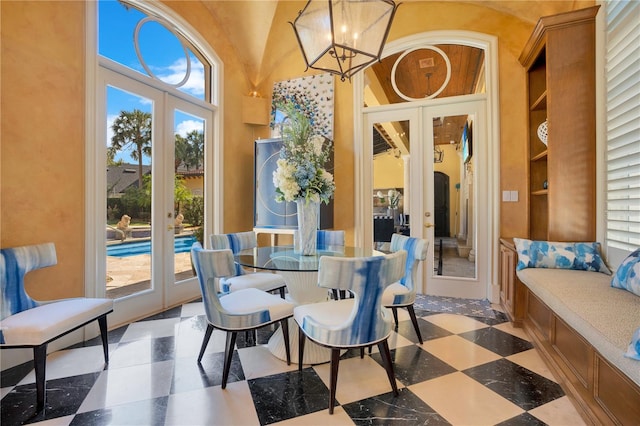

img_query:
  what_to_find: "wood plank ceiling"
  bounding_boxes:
[369,44,484,154]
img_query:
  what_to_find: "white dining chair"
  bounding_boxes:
[381,233,429,343]
[294,250,406,414]
[210,231,287,298]
[191,243,294,388]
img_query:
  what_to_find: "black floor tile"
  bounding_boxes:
[342,387,451,426]
[463,358,564,410]
[459,326,533,357]
[0,360,33,388]
[247,368,329,425]
[496,411,549,426]
[408,318,454,342]
[372,344,457,386]
[1,372,100,426]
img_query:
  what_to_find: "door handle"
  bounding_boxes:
[424,223,434,228]
[167,225,174,231]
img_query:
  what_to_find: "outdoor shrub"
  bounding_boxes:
[183,196,204,226]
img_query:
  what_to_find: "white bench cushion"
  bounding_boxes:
[517,268,640,386]
[0,298,113,346]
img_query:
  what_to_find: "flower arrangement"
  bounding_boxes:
[272,101,335,204]
[387,189,401,208]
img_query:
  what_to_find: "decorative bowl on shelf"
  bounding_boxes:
[537,119,548,146]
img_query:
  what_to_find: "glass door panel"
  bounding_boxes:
[172,109,204,284]
[105,85,154,300]
[423,100,488,299]
[431,114,476,279]
[372,120,410,250]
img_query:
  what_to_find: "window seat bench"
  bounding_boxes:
[516,268,640,425]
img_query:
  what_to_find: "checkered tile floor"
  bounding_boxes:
[1,300,586,425]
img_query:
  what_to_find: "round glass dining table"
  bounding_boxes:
[234,245,382,364]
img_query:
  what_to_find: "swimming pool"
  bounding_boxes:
[107,235,197,258]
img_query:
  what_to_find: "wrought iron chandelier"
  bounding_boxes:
[291,0,399,81]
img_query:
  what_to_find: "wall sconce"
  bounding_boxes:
[291,0,399,81]
[242,92,270,126]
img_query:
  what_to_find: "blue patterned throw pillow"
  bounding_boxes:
[611,248,640,296]
[513,238,611,274]
[625,327,640,361]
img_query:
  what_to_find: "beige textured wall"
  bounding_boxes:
[1,1,86,300]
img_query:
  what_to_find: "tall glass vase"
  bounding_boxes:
[296,198,319,255]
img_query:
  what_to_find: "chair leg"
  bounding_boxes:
[328,348,340,414]
[34,344,47,412]
[360,347,365,358]
[298,327,305,371]
[222,331,237,389]
[281,319,291,365]
[391,307,399,327]
[377,340,398,396]
[98,315,109,363]
[198,324,214,363]
[406,305,423,344]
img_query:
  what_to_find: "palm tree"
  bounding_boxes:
[184,130,204,170]
[110,109,152,188]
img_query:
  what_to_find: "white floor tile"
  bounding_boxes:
[120,317,181,342]
[18,345,113,385]
[528,395,587,425]
[165,381,259,426]
[180,301,205,318]
[422,335,502,370]
[410,372,524,425]
[77,360,174,412]
[423,313,490,334]
[273,405,355,425]
[237,344,298,380]
[312,356,403,405]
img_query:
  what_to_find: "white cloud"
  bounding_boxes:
[155,56,205,97]
[175,119,204,137]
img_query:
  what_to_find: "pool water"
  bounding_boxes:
[107,235,197,258]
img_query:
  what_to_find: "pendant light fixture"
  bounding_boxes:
[291,0,399,81]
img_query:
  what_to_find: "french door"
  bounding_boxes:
[98,66,212,325]
[364,97,489,299]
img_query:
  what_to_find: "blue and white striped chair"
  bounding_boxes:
[0,243,113,412]
[293,229,345,251]
[381,234,429,343]
[191,243,294,388]
[294,250,406,414]
[210,231,287,298]
[294,229,347,300]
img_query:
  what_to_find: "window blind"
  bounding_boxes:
[605,0,640,265]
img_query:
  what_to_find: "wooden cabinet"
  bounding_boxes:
[499,238,525,326]
[518,6,599,242]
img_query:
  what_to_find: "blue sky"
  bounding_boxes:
[100,0,205,165]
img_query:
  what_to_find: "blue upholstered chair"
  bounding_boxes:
[210,231,287,298]
[294,250,406,414]
[381,234,429,343]
[293,229,345,252]
[0,243,113,412]
[191,243,294,388]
